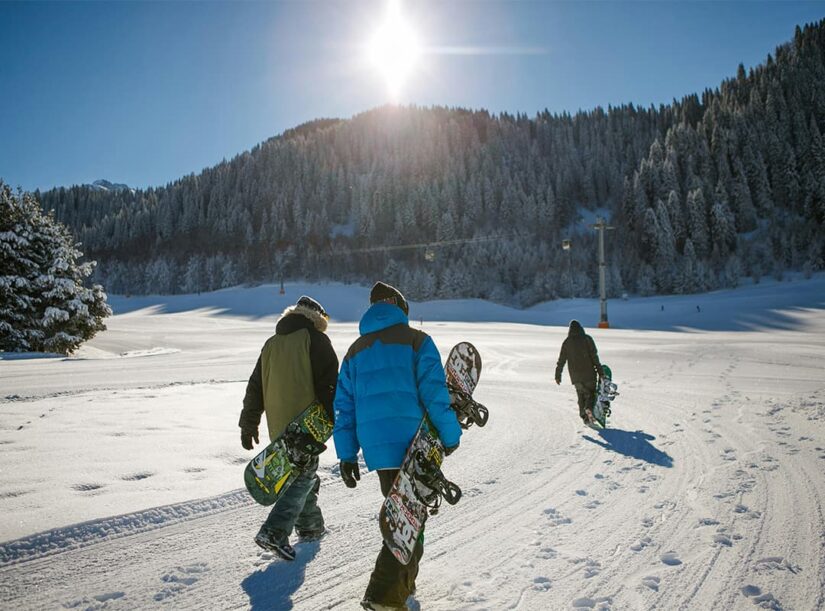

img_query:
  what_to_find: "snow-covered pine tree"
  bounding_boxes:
[0,183,111,354]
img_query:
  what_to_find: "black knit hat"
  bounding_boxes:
[370,281,409,315]
[296,295,328,319]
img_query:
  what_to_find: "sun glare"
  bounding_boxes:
[367,0,421,100]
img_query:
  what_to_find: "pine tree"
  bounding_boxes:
[0,183,111,354]
[686,188,711,258]
[710,183,736,259]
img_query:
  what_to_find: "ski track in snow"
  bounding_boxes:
[1,290,825,610]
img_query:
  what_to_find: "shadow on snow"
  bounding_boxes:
[242,541,321,610]
[582,428,674,468]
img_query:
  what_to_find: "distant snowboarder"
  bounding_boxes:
[333,281,462,611]
[238,295,339,560]
[555,320,604,425]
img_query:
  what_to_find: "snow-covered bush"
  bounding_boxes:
[0,182,111,354]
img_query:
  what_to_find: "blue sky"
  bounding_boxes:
[1,1,824,192]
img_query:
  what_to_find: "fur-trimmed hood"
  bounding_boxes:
[278,304,328,333]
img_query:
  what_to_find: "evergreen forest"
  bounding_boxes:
[33,20,825,305]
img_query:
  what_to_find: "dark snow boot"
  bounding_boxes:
[254,529,296,561]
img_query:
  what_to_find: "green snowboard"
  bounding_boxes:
[244,400,333,506]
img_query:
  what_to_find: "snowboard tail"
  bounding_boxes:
[244,401,333,506]
[446,342,489,429]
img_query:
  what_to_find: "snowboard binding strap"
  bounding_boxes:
[283,426,327,470]
[448,387,490,429]
[412,449,462,514]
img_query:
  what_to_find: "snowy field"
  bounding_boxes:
[1,276,824,610]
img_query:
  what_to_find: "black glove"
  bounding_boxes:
[241,427,259,450]
[444,443,459,456]
[340,461,360,488]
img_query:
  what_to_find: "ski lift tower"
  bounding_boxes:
[561,239,573,298]
[591,216,615,328]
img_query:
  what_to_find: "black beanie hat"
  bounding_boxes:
[370,281,409,315]
[296,295,328,319]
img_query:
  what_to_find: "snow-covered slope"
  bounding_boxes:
[1,279,824,610]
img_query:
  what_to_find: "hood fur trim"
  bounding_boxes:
[281,304,328,333]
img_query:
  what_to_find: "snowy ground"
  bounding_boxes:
[1,277,824,610]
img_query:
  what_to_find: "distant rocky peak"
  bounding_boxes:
[90,179,131,192]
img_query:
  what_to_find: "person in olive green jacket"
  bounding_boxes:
[239,295,339,560]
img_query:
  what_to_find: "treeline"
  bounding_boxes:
[35,20,825,305]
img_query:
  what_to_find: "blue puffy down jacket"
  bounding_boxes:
[333,303,462,470]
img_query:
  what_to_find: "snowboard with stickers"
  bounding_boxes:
[378,341,488,565]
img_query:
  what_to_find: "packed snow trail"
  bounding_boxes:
[1,286,824,609]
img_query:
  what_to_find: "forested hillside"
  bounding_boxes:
[35,20,825,304]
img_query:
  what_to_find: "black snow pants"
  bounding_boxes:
[574,380,597,422]
[363,469,424,607]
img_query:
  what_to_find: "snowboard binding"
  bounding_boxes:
[411,448,462,515]
[449,387,490,429]
[283,423,328,470]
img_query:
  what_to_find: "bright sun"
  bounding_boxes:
[367,0,421,100]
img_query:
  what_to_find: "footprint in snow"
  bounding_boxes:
[543,507,572,526]
[585,500,601,509]
[583,559,601,578]
[72,483,105,493]
[571,596,612,609]
[734,504,762,519]
[575,489,588,496]
[697,518,720,527]
[630,536,652,552]
[121,471,155,481]
[532,576,552,591]
[741,586,783,610]
[637,485,649,494]
[713,533,733,547]
[660,551,682,566]
[537,547,558,560]
[63,592,126,609]
[641,517,654,528]
[154,563,209,601]
[754,556,801,574]
[641,575,660,591]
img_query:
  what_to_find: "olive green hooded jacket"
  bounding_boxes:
[239,304,339,441]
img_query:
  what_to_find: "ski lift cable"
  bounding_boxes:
[342,233,514,255]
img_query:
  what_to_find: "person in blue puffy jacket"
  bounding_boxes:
[334,281,461,611]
